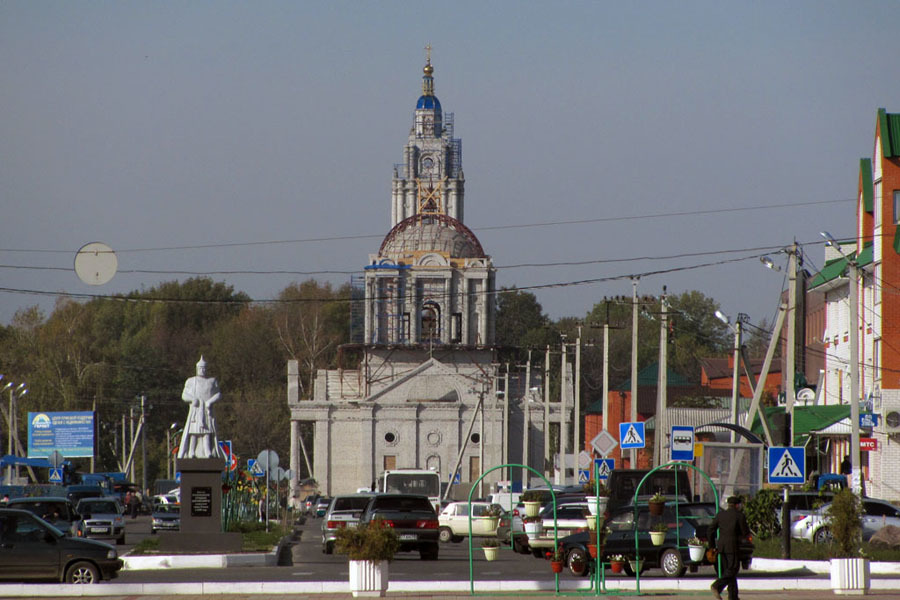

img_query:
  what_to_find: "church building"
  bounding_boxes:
[287,52,558,499]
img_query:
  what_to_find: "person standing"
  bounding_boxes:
[709,495,750,600]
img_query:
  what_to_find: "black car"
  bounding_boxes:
[557,502,753,578]
[359,494,439,560]
[5,496,81,537]
[0,508,123,583]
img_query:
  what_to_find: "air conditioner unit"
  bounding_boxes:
[883,397,900,434]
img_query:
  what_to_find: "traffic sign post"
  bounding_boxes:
[767,447,806,485]
[593,458,614,481]
[670,426,695,462]
[48,467,63,484]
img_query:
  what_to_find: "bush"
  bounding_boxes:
[334,518,400,562]
[744,488,781,540]
[826,489,863,559]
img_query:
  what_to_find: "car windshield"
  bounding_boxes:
[332,497,371,511]
[155,505,179,514]
[9,501,69,520]
[79,500,119,514]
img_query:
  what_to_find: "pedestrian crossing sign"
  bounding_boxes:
[767,446,805,484]
[578,469,590,484]
[593,458,614,481]
[48,467,63,484]
[619,422,645,449]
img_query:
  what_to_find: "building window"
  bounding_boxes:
[874,339,881,382]
[469,456,480,482]
[383,455,396,471]
[402,312,410,342]
[894,191,900,224]
[384,430,398,446]
[451,313,462,343]
[421,301,440,341]
[470,433,480,445]
[426,455,440,472]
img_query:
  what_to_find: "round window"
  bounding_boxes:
[470,433,480,444]
[384,431,398,445]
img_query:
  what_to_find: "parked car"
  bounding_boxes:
[0,508,123,583]
[438,501,504,543]
[507,501,590,555]
[321,494,373,553]
[5,496,81,536]
[315,497,331,518]
[359,493,439,560]
[65,485,106,506]
[150,503,180,535]
[557,502,753,578]
[775,490,835,532]
[793,498,900,544]
[75,497,126,545]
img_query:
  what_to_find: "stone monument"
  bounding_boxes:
[161,356,241,552]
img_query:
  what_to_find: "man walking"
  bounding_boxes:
[709,495,750,600]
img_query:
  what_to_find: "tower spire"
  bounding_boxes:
[422,43,434,96]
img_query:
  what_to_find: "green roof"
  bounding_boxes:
[878,108,900,158]
[749,405,850,446]
[612,362,693,391]
[861,158,873,213]
[808,243,872,289]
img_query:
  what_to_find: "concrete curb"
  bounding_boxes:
[122,551,276,570]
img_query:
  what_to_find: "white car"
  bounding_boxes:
[793,498,900,544]
[438,501,502,543]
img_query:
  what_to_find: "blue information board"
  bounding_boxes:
[27,412,95,459]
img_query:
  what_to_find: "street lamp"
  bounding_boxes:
[166,423,181,480]
[821,231,862,495]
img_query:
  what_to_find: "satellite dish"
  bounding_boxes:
[74,242,117,285]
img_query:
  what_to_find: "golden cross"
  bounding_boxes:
[425,44,432,65]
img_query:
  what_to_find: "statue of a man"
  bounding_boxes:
[177,356,225,460]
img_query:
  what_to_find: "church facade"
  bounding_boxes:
[287,54,557,499]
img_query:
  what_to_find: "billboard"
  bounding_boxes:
[27,411,95,458]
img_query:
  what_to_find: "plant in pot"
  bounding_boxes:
[522,490,543,518]
[687,535,705,562]
[587,525,609,559]
[335,518,400,598]
[523,515,543,540]
[583,480,610,516]
[549,545,565,574]
[649,521,668,546]
[481,537,500,561]
[826,488,870,595]
[482,504,503,532]
[648,492,666,516]
[608,554,626,574]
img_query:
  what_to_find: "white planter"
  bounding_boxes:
[524,520,542,540]
[830,557,870,595]
[524,501,541,518]
[483,546,499,561]
[688,544,705,562]
[584,495,608,516]
[349,559,389,598]
[649,531,666,546]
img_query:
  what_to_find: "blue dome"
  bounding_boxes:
[416,95,442,111]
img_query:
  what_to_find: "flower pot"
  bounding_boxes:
[551,560,564,574]
[587,543,598,559]
[524,520,542,540]
[830,557,870,595]
[688,544,706,562]
[648,500,664,516]
[610,560,624,573]
[483,546,499,561]
[483,516,499,532]
[524,501,541,518]
[649,530,666,546]
[585,495,608,516]
[587,516,597,530]
[349,559,389,598]
[629,559,644,574]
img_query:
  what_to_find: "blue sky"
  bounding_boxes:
[3,1,899,333]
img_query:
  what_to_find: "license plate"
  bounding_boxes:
[348,522,358,528]
[90,527,109,534]
[398,534,416,541]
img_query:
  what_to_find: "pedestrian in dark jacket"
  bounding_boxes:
[709,495,750,600]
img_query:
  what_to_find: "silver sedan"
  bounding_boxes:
[792,498,900,544]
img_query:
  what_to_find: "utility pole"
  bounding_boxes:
[559,336,568,485]
[140,394,147,496]
[544,345,551,478]
[655,288,668,467]
[523,352,532,483]
[503,364,509,482]
[575,326,582,466]
[129,406,135,482]
[730,319,743,443]
[630,278,639,468]
[849,257,862,495]
[785,242,799,446]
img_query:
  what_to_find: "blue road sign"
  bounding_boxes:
[768,447,806,484]
[619,422,645,449]
[48,467,63,484]
[671,425,695,461]
[248,458,264,477]
[860,413,879,428]
[175,471,181,483]
[453,470,461,484]
[593,458,614,481]
[578,469,590,484]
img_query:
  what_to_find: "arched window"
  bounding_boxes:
[421,301,440,341]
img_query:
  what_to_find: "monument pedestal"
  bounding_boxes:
[160,457,242,553]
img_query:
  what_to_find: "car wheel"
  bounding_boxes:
[150,529,156,535]
[532,548,545,558]
[324,541,333,555]
[566,547,589,577]
[814,527,833,545]
[660,548,686,577]
[438,527,453,543]
[65,561,100,584]
[419,543,439,560]
[116,535,126,545]
[513,535,530,554]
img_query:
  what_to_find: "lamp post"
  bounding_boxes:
[166,423,180,480]
[821,231,862,495]
[3,381,28,485]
